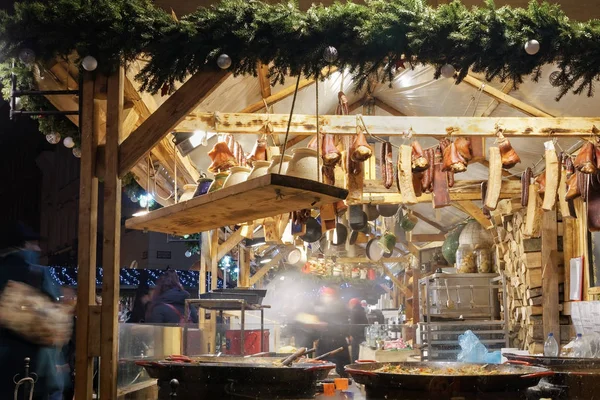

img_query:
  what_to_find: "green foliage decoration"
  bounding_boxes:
[0,0,599,134]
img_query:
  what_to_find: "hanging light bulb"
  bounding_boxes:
[185,250,192,258]
[63,136,75,148]
[139,195,148,208]
[81,55,98,71]
[72,147,82,158]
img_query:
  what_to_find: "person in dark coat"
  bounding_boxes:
[313,287,351,377]
[145,270,198,324]
[0,222,61,400]
[348,298,369,363]
[128,283,150,323]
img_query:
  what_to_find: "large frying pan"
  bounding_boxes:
[504,352,600,371]
[137,356,335,399]
[345,361,549,393]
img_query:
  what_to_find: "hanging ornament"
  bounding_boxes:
[139,196,148,208]
[81,55,98,71]
[549,71,561,87]
[46,132,61,144]
[524,39,540,55]
[323,46,338,63]
[72,147,82,158]
[440,64,456,79]
[185,250,192,258]
[129,194,138,203]
[63,136,75,148]
[217,54,232,69]
[18,48,36,65]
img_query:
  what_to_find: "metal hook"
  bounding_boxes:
[357,114,401,149]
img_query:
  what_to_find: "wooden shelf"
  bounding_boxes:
[125,174,348,235]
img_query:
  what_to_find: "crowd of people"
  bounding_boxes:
[0,222,197,400]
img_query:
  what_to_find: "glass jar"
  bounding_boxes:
[456,244,477,273]
[475,248,492,273]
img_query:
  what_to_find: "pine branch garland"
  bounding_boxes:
[1,0,600,143]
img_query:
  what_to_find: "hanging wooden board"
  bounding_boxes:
[125,174,348,235]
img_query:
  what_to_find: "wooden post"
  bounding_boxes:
[75,72,98,400]
[100,67,124,400]
[209,230,219,352]
[542,210,560,343]
[238,247,250,288]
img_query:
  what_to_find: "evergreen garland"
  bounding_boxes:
[0,0,599,137]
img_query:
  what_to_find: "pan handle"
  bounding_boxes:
[304,364,336,372]
[355,360,377,363]
[345,367,377,377]
[521,371,555,379]
[504,360,532,366]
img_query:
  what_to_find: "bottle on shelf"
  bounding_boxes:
[544,333,559,357]
[572,333,583,358]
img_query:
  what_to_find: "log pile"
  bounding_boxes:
[491,200,570,353]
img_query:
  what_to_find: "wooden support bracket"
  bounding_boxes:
[249,253,284,286]
[217,229,244,260]
[455,201,493,229]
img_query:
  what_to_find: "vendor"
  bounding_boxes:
[348,298,368,363]
[313,287,351,377]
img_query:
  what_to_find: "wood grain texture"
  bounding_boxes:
[74,72,98,400]
[100,67,124,400]
[125,174,348,235]
[177,113,600,136]
[541,211,559,343]
[119,69,230,176]
[455,200,493,229]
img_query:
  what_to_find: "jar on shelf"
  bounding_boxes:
[456,244,477,273]
[475,247,492,273]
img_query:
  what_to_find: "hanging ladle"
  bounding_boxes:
[445,279,455,309]
[469,285,476,309]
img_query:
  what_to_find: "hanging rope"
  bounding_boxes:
[278,75,302,174]
[316,77,320,182]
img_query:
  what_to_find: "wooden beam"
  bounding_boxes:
[374,97,406,116]
[74,72,98,400]
[176,113,597,137]
[257,63,272,99]
[100,67,124,400]
[410,209,447,232]
[542,211,560,343]
[455,201,493,229]
[476,159,520,180]
[249,253,284,286]
[34,66,79,126]
[217,228,245,260]
[411,233,447,242]
[362,180,521,205]
[462,74,553,118]
[479,79,515,118]
[335,257,410,264]
[241,67,338,113]
[119,69,230,177]
[348,97,364,113]
[381,264,411,297]
[364,179,514,194]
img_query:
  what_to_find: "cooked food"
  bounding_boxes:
[374,364,500,376]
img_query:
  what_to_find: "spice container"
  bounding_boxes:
[476,248,492,273]
[456,244,477,273]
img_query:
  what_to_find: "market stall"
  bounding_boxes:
[5,0,600,398]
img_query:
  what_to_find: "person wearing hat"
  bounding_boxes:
[0,222,62,399]
[348,298,369,363]
[313,287,351,377]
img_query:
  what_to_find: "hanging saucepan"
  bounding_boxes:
[349,206,367,231]
[364,204,380,221]
[319,236,334,256]
[377,204,399,217]
[366,238,384,262]
[300,218,322,243]
[331,223,348,246]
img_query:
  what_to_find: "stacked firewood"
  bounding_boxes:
[490,200,572,353]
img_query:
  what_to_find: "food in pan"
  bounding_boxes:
[374,364,500,376]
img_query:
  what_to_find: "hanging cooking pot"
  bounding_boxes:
[377,204,399,217]
[366,238,384,262]
[331,223,348,246]
[364,204,380,221]
[319,236,334,256]
[348,230,359,245]
[348,210,369,231]
[300,218,322,243]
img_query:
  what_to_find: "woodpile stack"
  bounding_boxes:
[491,200,570,353]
